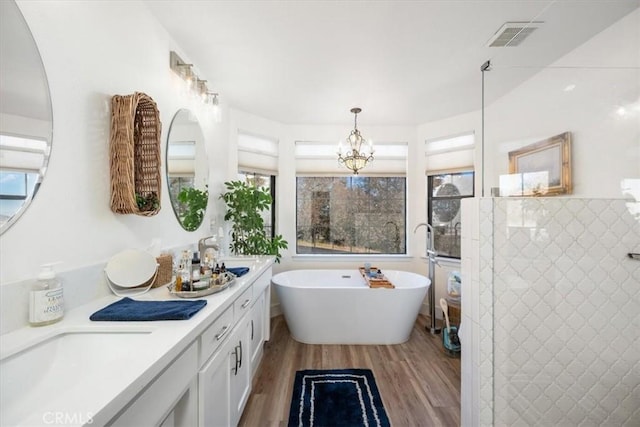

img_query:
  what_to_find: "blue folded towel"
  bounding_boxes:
[90,297,207,321]
[227,267,250,277]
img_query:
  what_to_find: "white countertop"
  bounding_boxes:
[0,255,275,427]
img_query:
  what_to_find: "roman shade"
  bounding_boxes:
[295,141,407,175]
[238,132,278,174]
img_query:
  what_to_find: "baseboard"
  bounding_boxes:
[420,302,443,320]
[270,302,282,318]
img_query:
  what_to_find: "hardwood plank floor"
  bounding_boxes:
[239,314,461,427]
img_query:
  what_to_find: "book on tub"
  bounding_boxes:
[359,267,395,289]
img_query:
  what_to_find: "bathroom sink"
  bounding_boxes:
[1,328,153,425]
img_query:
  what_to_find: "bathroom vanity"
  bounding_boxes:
[0,256,274,427]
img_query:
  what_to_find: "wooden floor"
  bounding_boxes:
[239,314,461,427]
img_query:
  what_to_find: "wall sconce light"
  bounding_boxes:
[206,92,221,122]
[170,51,219,110]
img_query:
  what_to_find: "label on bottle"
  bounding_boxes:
[29,288,64,324]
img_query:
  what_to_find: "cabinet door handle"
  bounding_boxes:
[238,340,243,368]
[241,299,251,309]
[232,347,239,375]
[215,325,230,341]
[251,320,254,341]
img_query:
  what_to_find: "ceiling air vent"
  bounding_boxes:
[487,21,543,47]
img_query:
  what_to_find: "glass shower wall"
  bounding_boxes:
[480,3,640,426]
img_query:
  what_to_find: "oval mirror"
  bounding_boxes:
[166,109,209,231]
[0,0,53,234]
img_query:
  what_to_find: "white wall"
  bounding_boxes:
[0,0,230,285]
[483,8,639,198]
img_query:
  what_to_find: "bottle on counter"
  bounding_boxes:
[212,263,221,285]
[29,263,64,326]
[180,267,192,292]
[200,253,212,288]
[191,251,201,278]
[175,261,183,290]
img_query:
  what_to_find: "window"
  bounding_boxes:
[427,172,474,258]
[166,140,197,218]
[0,134,47,227]
[296,176,406,254]
[424,132,475,259]
[167,176,195,219]
[236,132,279,239]
[237,170,275,238]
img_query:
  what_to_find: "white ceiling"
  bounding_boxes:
[146,1,638,126]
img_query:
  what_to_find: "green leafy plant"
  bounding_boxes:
[178,186,208,231]
[220,180,288,262]
[135,192,159,212]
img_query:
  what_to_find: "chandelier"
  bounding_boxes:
[337,107,374,174]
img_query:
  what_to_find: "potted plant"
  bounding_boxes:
[220,180,288,262]
[177,186,208,231]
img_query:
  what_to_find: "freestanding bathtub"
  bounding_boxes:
[272,269,429,345]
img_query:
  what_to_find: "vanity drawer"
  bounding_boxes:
[234,286,253,321]
[199,305,234,365]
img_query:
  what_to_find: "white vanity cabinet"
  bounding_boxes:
[229,314,252,426]
[198,331,234,426]
[249,290,265,375]
[199,310,252,427]
[109,342,199,427]
[198,265,272,427]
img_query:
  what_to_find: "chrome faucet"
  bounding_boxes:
[414,222,437,259]
[414,222,441,335]
[198,236,219,260]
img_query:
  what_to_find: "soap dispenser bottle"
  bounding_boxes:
[29,263,64,326]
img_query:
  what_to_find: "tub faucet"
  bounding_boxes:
[198,236,219,259]
[414,222,436,258]
[414,222,441,335]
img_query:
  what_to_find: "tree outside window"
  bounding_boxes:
[296,176,406,254]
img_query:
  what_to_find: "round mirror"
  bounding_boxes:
[0,0,53,234]
[166,109,209,231]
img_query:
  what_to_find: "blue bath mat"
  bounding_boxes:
[288,369,390,427]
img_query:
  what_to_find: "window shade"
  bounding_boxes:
[0,134,47,173]
[167,141,195,176]
[295,141,407,175]
[238,133,279,173]
[425,133,474,174]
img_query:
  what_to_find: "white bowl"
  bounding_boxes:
[104,249,158,288]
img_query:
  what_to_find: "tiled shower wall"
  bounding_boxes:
[464,198,640,426]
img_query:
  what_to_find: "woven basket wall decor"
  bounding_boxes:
[109,92,162,216]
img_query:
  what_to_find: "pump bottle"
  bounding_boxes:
[29,263,64,326]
